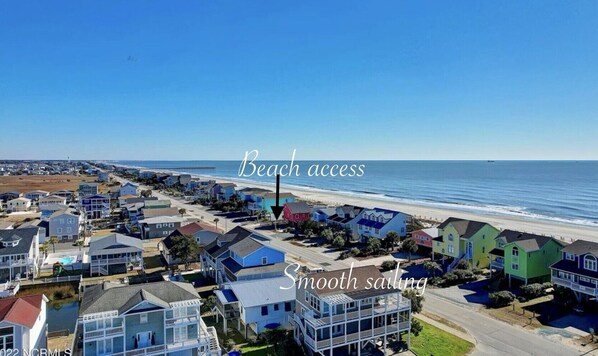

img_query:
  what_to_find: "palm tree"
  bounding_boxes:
[75,239,84,251]
[423,260,442,277]
[213,218,220,230]
[401,238,418,262]
[385,231,400,251]
[49,236,59,253]
[40,241,50,258]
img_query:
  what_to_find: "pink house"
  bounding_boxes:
[283,201,311,224]
[411,227,438,248]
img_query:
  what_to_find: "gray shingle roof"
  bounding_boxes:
[0,228,38,256]
[80,281,199,315]
[88,233,143,255]
[561,239,598,256]
[228,238,264,258]
[497,229,565,252]
[438,217,495,239]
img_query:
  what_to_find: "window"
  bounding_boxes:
[448,234,454,242]
[262,257,268,265]
[512,247,519,256]
[482,247,485,253]
[261,306,268,316]
[57,228,62,234]
[174,326,187,343]
[448,245,454,254]
[284,302,292,312]
[511,263,519,270]
[0,327,14,350]
[274,304,279,311]
[584,255,597,271]
[156,224,162,228]
[140,313,148,324]
[565,253,575,261]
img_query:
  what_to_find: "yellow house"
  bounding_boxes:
[432,217,500,269]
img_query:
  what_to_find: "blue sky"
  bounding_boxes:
[1,1,597,160]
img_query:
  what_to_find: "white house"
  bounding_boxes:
[0,228,41,281]
[24,190,49,201]
[6,198,31,213]
[39,195,67,209]
[0,294,48,352]
[88,233,144,276]
[119,182,139,197]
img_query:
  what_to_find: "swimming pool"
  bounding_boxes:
[58,256,77,265]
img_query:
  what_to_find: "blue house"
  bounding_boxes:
[210,183,237,201]
[357,207,411,241]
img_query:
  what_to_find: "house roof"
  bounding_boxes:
[227,277,296,308]
[228,238,264,258]
[0,228,38,256]
[122,182,139,188]
[412,227,439,238]
[8,197,31,203]
[222,258,289,277]
[204,226,254,258]
[138,216,184,225]
[551,259,598,279]
[285,202,311,214]
[79,281,199,315]
[161,222,222,249]
[216,182,237,188]
[560,239,598,257]
[497,229,565,252]
[437,217,495,239]
[88,233,144,255]
[0,295,47,328]
[142,207,180,219]
[49,207,81,219]
[261,192,295,199]
[39,195,67,202]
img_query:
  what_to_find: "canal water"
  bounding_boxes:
[47,300,80,333]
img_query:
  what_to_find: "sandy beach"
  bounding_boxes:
[191,174,598,244]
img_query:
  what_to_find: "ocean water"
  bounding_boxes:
[113,160,598,228]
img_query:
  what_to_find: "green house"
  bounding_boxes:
[489,230,566,286]
[432,217,500,269]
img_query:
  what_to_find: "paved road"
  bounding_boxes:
[113,175,581,356]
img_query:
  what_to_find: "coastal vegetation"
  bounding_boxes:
[410,319,474,356]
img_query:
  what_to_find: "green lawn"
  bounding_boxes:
[240,345,274,356]
[410,319,474,356]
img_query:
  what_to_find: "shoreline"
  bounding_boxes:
[113,163,598,243]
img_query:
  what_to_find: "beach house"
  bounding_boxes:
[411,227,439,249]
[201,227,254,281]
[50,189,74,202]
[293,266,412,355]
[0,192,20,203]
[119,182,139,197]
[78,281,221,356]
[48,207,83,241]
[6,197,31,213]
[159,222,222,265]
[97,171,110,182]
[79,182,99,196]
[489,230,566,286]
[0,228,41,281]
[210,183,237,201]
[550,240,598,303]
[326,205,365,240]
[220,237,287,284]
[88,233,144,276]
[357,208,411,241]
[24,190,49,201]
[311,207,337,225]
[80,194,111,219]
[138,216,183,239]
[283,201,312,224]
[38,195,67,209]
[0,294,48,352]
[432,217,500,269]
[214,277,296,336]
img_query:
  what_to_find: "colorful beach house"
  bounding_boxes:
[78,281,221,356]
[210,183,237,201]
[326,205,365,240]
[283,201,311,224]
[119,182,139,197]
[550,240,598,303]
[489,230,565,286]
[238,188,295,216]
[411,227,439,249]
[0,294,48,353]
[79,194,111,219]
[432,217,500,269]
[356,208,411,241]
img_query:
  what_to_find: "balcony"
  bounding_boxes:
[166,337,211,352]
[0,258,34,268]
[165,313,200,326]
[121,344,166,356]
[305,300,411,328]
[84,326,124,340]
[490,258,504,270]
[305,322,411,351]
[552,276,598,297]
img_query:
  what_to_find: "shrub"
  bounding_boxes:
[332,235,346,248]
[381,260,398,272]
[489,291,516,308]
[520,282,553,299]
[455,259,471,270]
[441,269,476,286]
